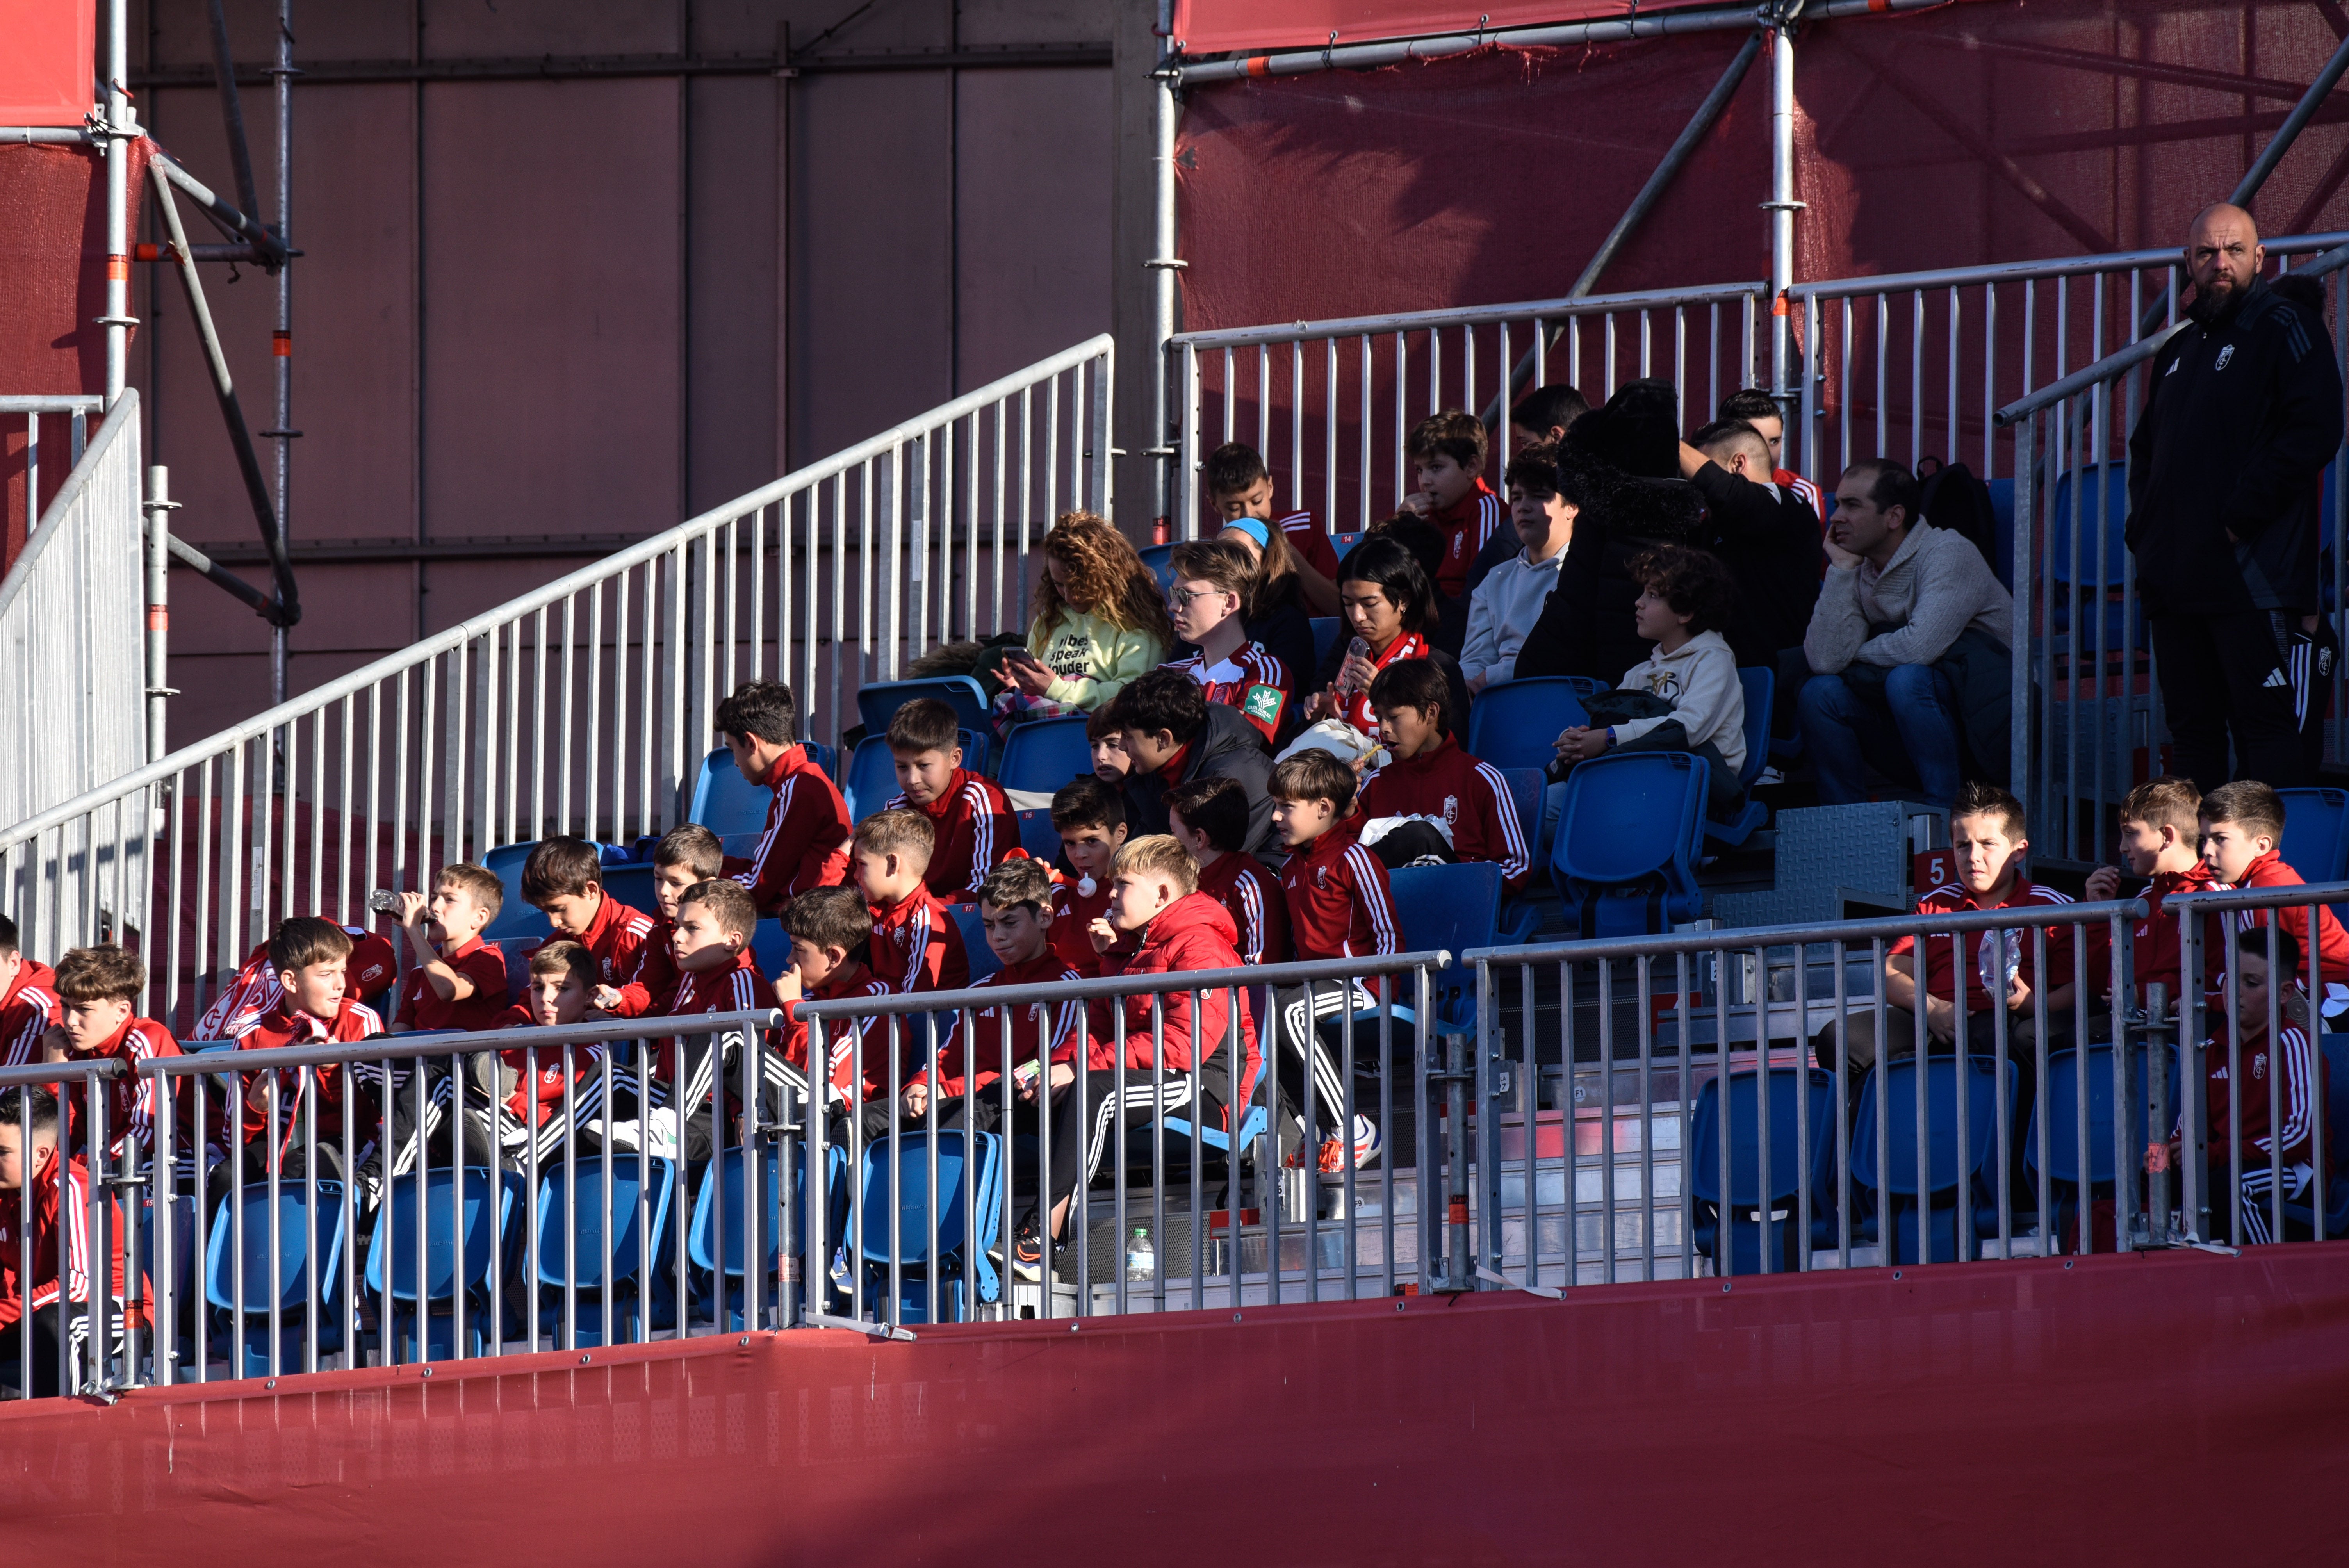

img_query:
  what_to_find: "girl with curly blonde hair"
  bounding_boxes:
[998,513,1173,711]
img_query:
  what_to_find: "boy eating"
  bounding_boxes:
[387,862,510,1033]
[2083,777,2214,1012]
[851,810,970,995]
[1270,749,1394,1172]
[2198,780,2349,1007]
[1358,659,1530,890]
[1011,836,1257,1282]
[1046,777,1128,979]
[598,823,723,1018]
[1166,775,1289,966]
[1814,782,2080,1077]
[884,698,1017,903]
[522,836,654,986]
[37,944,182,1163]
[1397,409,1504,602]
[715,679,852,915]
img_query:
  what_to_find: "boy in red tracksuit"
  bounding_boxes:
[1271,749,1397,1173]
[37,944,182,1165]
[522,836,654,987]
[599,824,722,1019]
[772,887,894,1122]
[1399,410,1504,601]
[1167,775,1289,965]
[1358,658,1531,891]
[715,679,852,915]
[1011,835,1257,1283]
[0,916,58,1067]
[0,1085,146,1400]
[387,862,511,1033]
[1205,440,1342,612]
[852,810,970,995]
[1046,777,1126,980]
[2085,777,2215,1010]
[229,918,387,1178]
[2199,780,2349,1009]
[194,922,397,1043]
[2149,927,2330,1244]
[473,941,608,1169]
[884,698,1017,903]
[902,858,1089,1138]
[658,878,775,1161]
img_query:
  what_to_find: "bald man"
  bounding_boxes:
[2126,203,2344,791]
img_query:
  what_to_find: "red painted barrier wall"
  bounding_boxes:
[5,1245,2347,1564]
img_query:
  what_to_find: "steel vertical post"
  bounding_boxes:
[1765,17,1797,398]
[1150,2,1181,527]
[143,465,177,763]
[102,0,131,406]
[269,0,294,705]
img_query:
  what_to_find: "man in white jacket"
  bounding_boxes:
[1462,442,1574,693]
[1798,459,2012,808]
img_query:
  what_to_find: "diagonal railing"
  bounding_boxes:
[0,339,1111,1028]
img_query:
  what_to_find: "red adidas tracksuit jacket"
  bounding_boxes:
[1356,735,1531,889]
[888,768,1018,903]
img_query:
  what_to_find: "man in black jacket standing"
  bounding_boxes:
[2127,203,2344,790]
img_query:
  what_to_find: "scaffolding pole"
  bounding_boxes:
[1765,7,1800,402]
[101,0,133,406]
[1149,0,1184,528]
[266,0,296,705]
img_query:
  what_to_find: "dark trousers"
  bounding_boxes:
[0,1303,122,1400]
[1044,1063,1228,1219]
[2151,611,2313,791]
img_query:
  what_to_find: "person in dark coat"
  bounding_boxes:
[2126,202,2344,791]
[1105,669,1280,857]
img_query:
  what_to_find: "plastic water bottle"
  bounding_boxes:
[1125,1226,1155,1282]
[367,889,402,914]
[1977,929,2021,998]
[1340,636,1371,692]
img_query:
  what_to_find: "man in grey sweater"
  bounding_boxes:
[1798,459,2011,807]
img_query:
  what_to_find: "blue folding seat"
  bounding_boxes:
[364,1167,526,1361]
[2286,1036,2349,1238]
[689,1141,848,1328]
[1465,677,1589,773]
[855,1129,1005,1323]
[2026,1042,2177,1246]
[1846,1057,2010,1264]
[856,677,994,750]
[533,1156,677,1346]
[1702,666,1775,850]
[844,730,989,821]
[1351,862,1537,1039]
[948,903,1003,985]
[686,747,770,838]
[1311,616,1342,668]
[204,1180,349,1377]
[749,916,790,979]
[1016,807,1062,863]
[2277,788,2349,883]
[1689,1067,1836,1276]
[1330,531,1366,558]
[2046,463,2136,645]
[997,715,1091,795]
[1498,766,1545,863]
[1549,750,1707,937]
[1139,543,1178,593]
[481,838,639,941]
[1564,675,1611,698]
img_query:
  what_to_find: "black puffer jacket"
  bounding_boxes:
[2126,277,2343,617]
[1121,700,1279,856]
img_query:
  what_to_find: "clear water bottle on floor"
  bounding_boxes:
[1125,1226,1155,1282]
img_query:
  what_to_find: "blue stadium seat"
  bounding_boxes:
[2047,463,2137,645]
[857,677,993,743]
[805,740,838,782]
[997,715,1091,795]
[533,1156,676,1345]
[2287,1035,2349,1238]
[1549,750,1707,937]
[1016,807,1062,863]
[1139,543,1178,593]
[689,1142,848,1328]
[750,916,790,979]
[1499,766,1545,863]
[948,903,1003,985]
[1465,677,1590,772]
[1353,862,1538,1037]
[686,747,769,838]
[855,1128,1005,1322]
[1564,675,1611,698]
[1155,1030,1270,1166]
[204,1180,349,1377]
[2277,788,2349,884]
[1702,667,1774,850]
[845,729,990,821]
[1311,616,1342,668]
[1689,1067,1836,1276]
[141,1194,198,1370]
[1331,531,1365,558]
[481,838,641,941]
[1847,1057,2011,1264]
[2025,1042,2178,1244]
[491,937,537,1005]
[364,1168,525,1361]
[1984,476,2016,591]
[601,862,656,915]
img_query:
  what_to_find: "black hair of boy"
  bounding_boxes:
[1504,441,1560,497]
[1366,657,1452,737]
[0,914,18,957]
[521,836,604,903]
[0,1084,59,1134]
[782,885,873,954]
[269,916,354,976]
[1204,442,1272,498]
[1372,513,1447,586]
[1626,545,1735,636]
[1050,774,1125,833]
[652,822,725,881]
[2236,922,2303,976]
[1715,387,1785,428]
[1513,383,1590,438]
[1269,749,1359,816]
[1688,417,1765,455]
[1335,533,1438,634]
[1104,670,1207,746]
[886,697,961,756]
[2200,779,2285,844]
[1164,775,1251,854]
[1406,409,1488,470]
[978,855,1054,914]
[1951,779,2028,841]
[713,679,798,746]
[54,944,144,1003]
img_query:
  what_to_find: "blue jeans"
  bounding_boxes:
[1798,666,1965,807]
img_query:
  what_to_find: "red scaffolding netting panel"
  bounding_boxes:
[1171,0,1717,55]
[0,0,95,126]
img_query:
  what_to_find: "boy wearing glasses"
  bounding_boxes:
[1158,538,1293,747]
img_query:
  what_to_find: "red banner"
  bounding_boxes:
[0,0,94,125]
[1171,0,1696,55]
[4,1246,2347,1562]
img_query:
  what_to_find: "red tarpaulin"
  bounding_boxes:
[0,0,94,126]
[1171,0,1709,55]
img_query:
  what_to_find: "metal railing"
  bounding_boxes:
[1987,242,2349,858]
[0,341,1112,1029]
[0,1057,133,1402]
[1167,283,1765,537]
[1,394,100,558]
[0,392,145,831]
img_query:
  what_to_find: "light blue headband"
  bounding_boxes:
[1221,518,1270,550]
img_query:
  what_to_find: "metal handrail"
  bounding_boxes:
[0,333,1113,856]
[793,949,1453,1021]
[1991,239,2349,428]
[1463,897,2149,968]
[1167,282,1766,352]
[1788,230,2349,303]
[145,1009,783,1076]
[0,1057,123,1090]
[0,393,137,626]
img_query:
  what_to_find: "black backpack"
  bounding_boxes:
[1915,456,2004,584]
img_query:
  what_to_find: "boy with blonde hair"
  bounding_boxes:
[852,809,970,995]
[2084,776,2214,1010]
